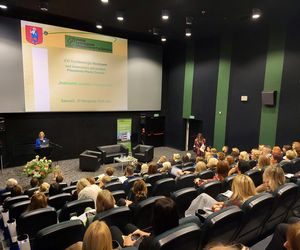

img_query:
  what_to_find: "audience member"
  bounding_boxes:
[194,161,207,176]
[147,163,158,175]
[0,178,18,195]
[123,166,136,191]
[271,153,283,165]
[186,175,256,216]
[225,155,235,168]
[239,151,250,161]
[256,165,285,193]
[261,145,272,158]
[217,152,226,161]
[98,175,112,189]
[140,163,149,176]
[30,177,39,188]
[228,160,250,176]
[98,166,116,180]
[222,146,229,155]
[10,185,22,197]
[205,243,249,250]
[283,145,292,155]
[182,155,190,163]
[207,157,218,170]
[38,182,50,194]
[272,146,282,155]
[27,193,48,211]
[76,178,100,205]
[126,179,148,211]
[157,155,167,164]
[86,177,96,185]
[285,150,297,161]
[48,182,62,196]
[253,155,270,171]
[159,161,172,173]
[171,153,182,165]
[55,175,64,184]
[250,149,260,161]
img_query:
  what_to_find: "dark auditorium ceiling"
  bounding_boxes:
[2,0,300,42]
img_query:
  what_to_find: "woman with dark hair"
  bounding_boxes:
[193,133,206,157]
[48,182,62,196]
[27,193,48,211]
[139,197,179,249]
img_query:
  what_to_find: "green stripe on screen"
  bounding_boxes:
[213,34,232,150]
[182,43,195,118]
[259,30,286,146]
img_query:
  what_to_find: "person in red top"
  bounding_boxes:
[193,133,206,157]
[194,160,229,187]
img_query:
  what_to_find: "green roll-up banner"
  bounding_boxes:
[117,118,132,151]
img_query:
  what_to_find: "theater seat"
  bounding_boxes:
[58,198,95,222]
[126,177,143,194]
[245,169,263,187]
[111,190,127,202]
[152,178,176,197]
[176,174,195,190]
[222,174,237,191]
[103,181,125,192]
[24,187,39,197]
[200,206,243,248]
[261,183,298,237]
[182,166,195,173]
[9,200,30,220]
[17,207,57,239]
[248,160,258,168]
[35,220,85,250]
[292,158,300,174]
[182,162,194,168]
[93,206,132,231]
[197,181,222,199]
[234,193,274,245]
[132,196,165,229]
[70,180,78,186]
[62,185,77,194]
[3,195,29,210]
[197,170,214,180]
[145,173,165,186]
[58,182,68,189]
[280,161,294,174]
[0,191,11,204]
[171,187,198,218]
[150,223,201,250]
[48,193,72,211]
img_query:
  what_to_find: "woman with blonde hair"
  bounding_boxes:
[254,155,270,171]
[239,151,250,161]
[95,190,115,214]
[159,161,172,173]
[186,174,256,216]
[194,161,207,175]
[256,165,286,193]
[77,178,100,205]
[38,182,50,194]
[207,157,218,170]
[66,221,115,250]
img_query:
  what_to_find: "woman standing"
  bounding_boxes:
[193,133,206,157]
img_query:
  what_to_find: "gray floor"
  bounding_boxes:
[0,146,193,190]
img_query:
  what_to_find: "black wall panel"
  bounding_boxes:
[225,26,268,151]
[191,37,220,146]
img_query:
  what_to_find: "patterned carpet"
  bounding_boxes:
[0,147,193,190]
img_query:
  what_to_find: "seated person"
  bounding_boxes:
[143,163,158,179]
[170,153,182,165]
[159,161,171,174]
[195,160,229,186]
[228,160,250,176]
[122,166,136,191]
[250,148,260,161]
[239,151,250,161]
[207,157,219,171]
[0,178,18,195]
[30,177,39,188]
[185,174,256,217]
[222,146,229,156]
[37,182,50,194]
[76,178,100,205]
[284,150,297,161]
[27,193,48,212]
[182,155,190,164]
[98,175,112,189]
[138,197,180,249]
[256,165,285,193]
[55,175,64,184]
[271,153,283,165]
[225,155,235,169]
[157,155,167,167]
[253,155,270,171]
[10,185,23,197]
[126,179,148,211]
[194,161,207,176]
[170,164,191,178]
[140,164,149,176]
[98,166,116,180]
[48,182,62,196]
[217,152,226,161]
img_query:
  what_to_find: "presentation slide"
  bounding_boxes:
[21,21,128,112]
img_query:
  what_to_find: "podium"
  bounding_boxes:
[34,146,53,158]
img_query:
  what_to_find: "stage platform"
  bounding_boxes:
[0,147,193,189]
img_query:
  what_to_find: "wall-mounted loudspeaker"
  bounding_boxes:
[262,91,277,107]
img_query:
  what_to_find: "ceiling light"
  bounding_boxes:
[0,4,7,9]
[101,0,109,3]
[161,36,167,42]
[117,11,124,21]
[185,28,192,37]
[40,1,48,11]
[162,10,170,20]
[96,23,103,29]
[152,27,159,36]
[186,17,193,25]
[252,9,262,20]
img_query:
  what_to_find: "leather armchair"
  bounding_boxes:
[79,150,103,171]
[132,144,154,162]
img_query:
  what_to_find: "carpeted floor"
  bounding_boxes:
[0,147,193,190]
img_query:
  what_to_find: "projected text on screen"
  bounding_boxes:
[21,21,128,112]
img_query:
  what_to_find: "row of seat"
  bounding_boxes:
[11,182,299,250]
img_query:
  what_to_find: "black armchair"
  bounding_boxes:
[79,150,103,171]
[132,144,154,163]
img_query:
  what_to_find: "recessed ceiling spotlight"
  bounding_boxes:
[117,11,125,21]
[185,28,192,37]
[153,27,160,36]
[252,8,262,20]
[161,36,167,42]
[186,17,193,25]
[201,10,206,15]
[0,4,7,9]
[162,10,170,20]
[96,22,103,29]
[40,1,48,11]
[101,0,109,3]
